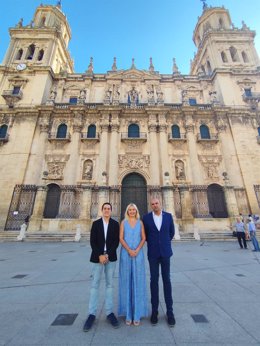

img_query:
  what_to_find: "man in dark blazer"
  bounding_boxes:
[143,198,175,327]
[83,202,120,332]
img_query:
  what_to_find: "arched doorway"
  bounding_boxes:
[207,184,228,218]
[43,184,61,218]
[121,173,147,219]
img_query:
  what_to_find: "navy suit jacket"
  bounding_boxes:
[143,211,175,259]
[90,217,119,263]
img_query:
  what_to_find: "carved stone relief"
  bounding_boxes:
[198,155,222,180]
[118,155,150,169]
[45,154,69,180]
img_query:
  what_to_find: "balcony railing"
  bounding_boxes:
[81,133,100,142]
[48,132,71,142]
[168,133,187,141]
[197,133,218,142]
[121,133,147,141]
[2,89,23,99]
[243,92,260,103]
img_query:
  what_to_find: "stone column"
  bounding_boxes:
[179,185,194,233]
[97,187,110,217]
[108,114,120,186]
[224,185,239,218]
[148,113,160,185]
[158,114,171,184]
[185,114,202,184]
[27,186,47,231]
[66,112,82,183]
[79,186,92,220]
[98,115,109,184]
[24,113,50,183]
[162,186,180,239]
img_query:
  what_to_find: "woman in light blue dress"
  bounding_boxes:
[118,203,148,326]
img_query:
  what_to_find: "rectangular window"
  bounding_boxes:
[12,86,21,95]
[69,97,78,104]
[189,98,197,106]
[244,88,252,97]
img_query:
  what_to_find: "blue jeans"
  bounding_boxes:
[250,231,260,251]
[148,257,173,317]
[88,261,116,316]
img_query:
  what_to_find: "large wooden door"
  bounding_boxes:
[121,173,147,219]
[207,184,228,218]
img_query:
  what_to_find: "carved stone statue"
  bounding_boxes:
[16,18,23,28]
[146,85,155,105]
[175,160,186,180]
[156,86,164,104]
[78,89,86,104]
[112,85,120,105]
[104,86,112,105]
[128,87,139,105]
[83,160,93,180]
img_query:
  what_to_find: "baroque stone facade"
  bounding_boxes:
[0,3,260,235]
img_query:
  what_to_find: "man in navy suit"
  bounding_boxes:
[143,198,175,327]
[83,202,120,332]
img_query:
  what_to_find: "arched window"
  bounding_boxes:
[128,124,140,138]
[221,51,228,63]
[16,49,23,60]
[242,51,249,63]
[230,46,239,62]
[201,65,206,74]
[172,125,181,138]
[206,60,212,74]
[43,184,61,218]
[56,123,67,138]
[258,126,260,136]
[87,124,96,138]
[0,124,8,139]
[219,18,224,29]
[26,44,35,60]
[200,124,210,139]
[38,49,44,61]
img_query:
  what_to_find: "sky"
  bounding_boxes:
[0,0,260,75]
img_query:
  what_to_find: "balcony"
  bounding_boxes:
[2,89,23,107]
[81,132,100,144]
[168,133,187,142]
[48,132,71,143]
[243,92,260,103]
[121,132,147,143]
[197,133,219,143]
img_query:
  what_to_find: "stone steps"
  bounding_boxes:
[0,229,259,243]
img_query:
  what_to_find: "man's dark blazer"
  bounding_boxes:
[90,217,120,263]
[143,211,175,259]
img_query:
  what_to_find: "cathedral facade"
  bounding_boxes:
[0,3,259,236]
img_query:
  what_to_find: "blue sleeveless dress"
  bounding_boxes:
[118,219,148,321]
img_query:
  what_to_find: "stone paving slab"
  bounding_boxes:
[0,241,259,345]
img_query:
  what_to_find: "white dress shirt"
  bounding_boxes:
[102,218,109,251]
[152,211,162,231]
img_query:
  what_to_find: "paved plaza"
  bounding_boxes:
[0,239,260,346]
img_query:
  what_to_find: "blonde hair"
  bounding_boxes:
[124,203,140,221]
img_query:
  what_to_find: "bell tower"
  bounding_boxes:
[191,4,260,75]
[2,3,73,73]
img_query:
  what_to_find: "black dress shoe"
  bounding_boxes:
[150,313,158,325]
[83,314,95,332]
[167,314,176,327]
[107,313,119,328]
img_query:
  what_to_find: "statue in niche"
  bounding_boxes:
[48,163,63,179]
[209,91,218,104]
[112,85,120,104]
[128,87,139,105]
[104,86,112,104]
[49,89,57,100]
[175,160,186,180]
[83,160,93,180]
[146,85,155,104]
[78,89,86,104]
[156,86,164,104]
